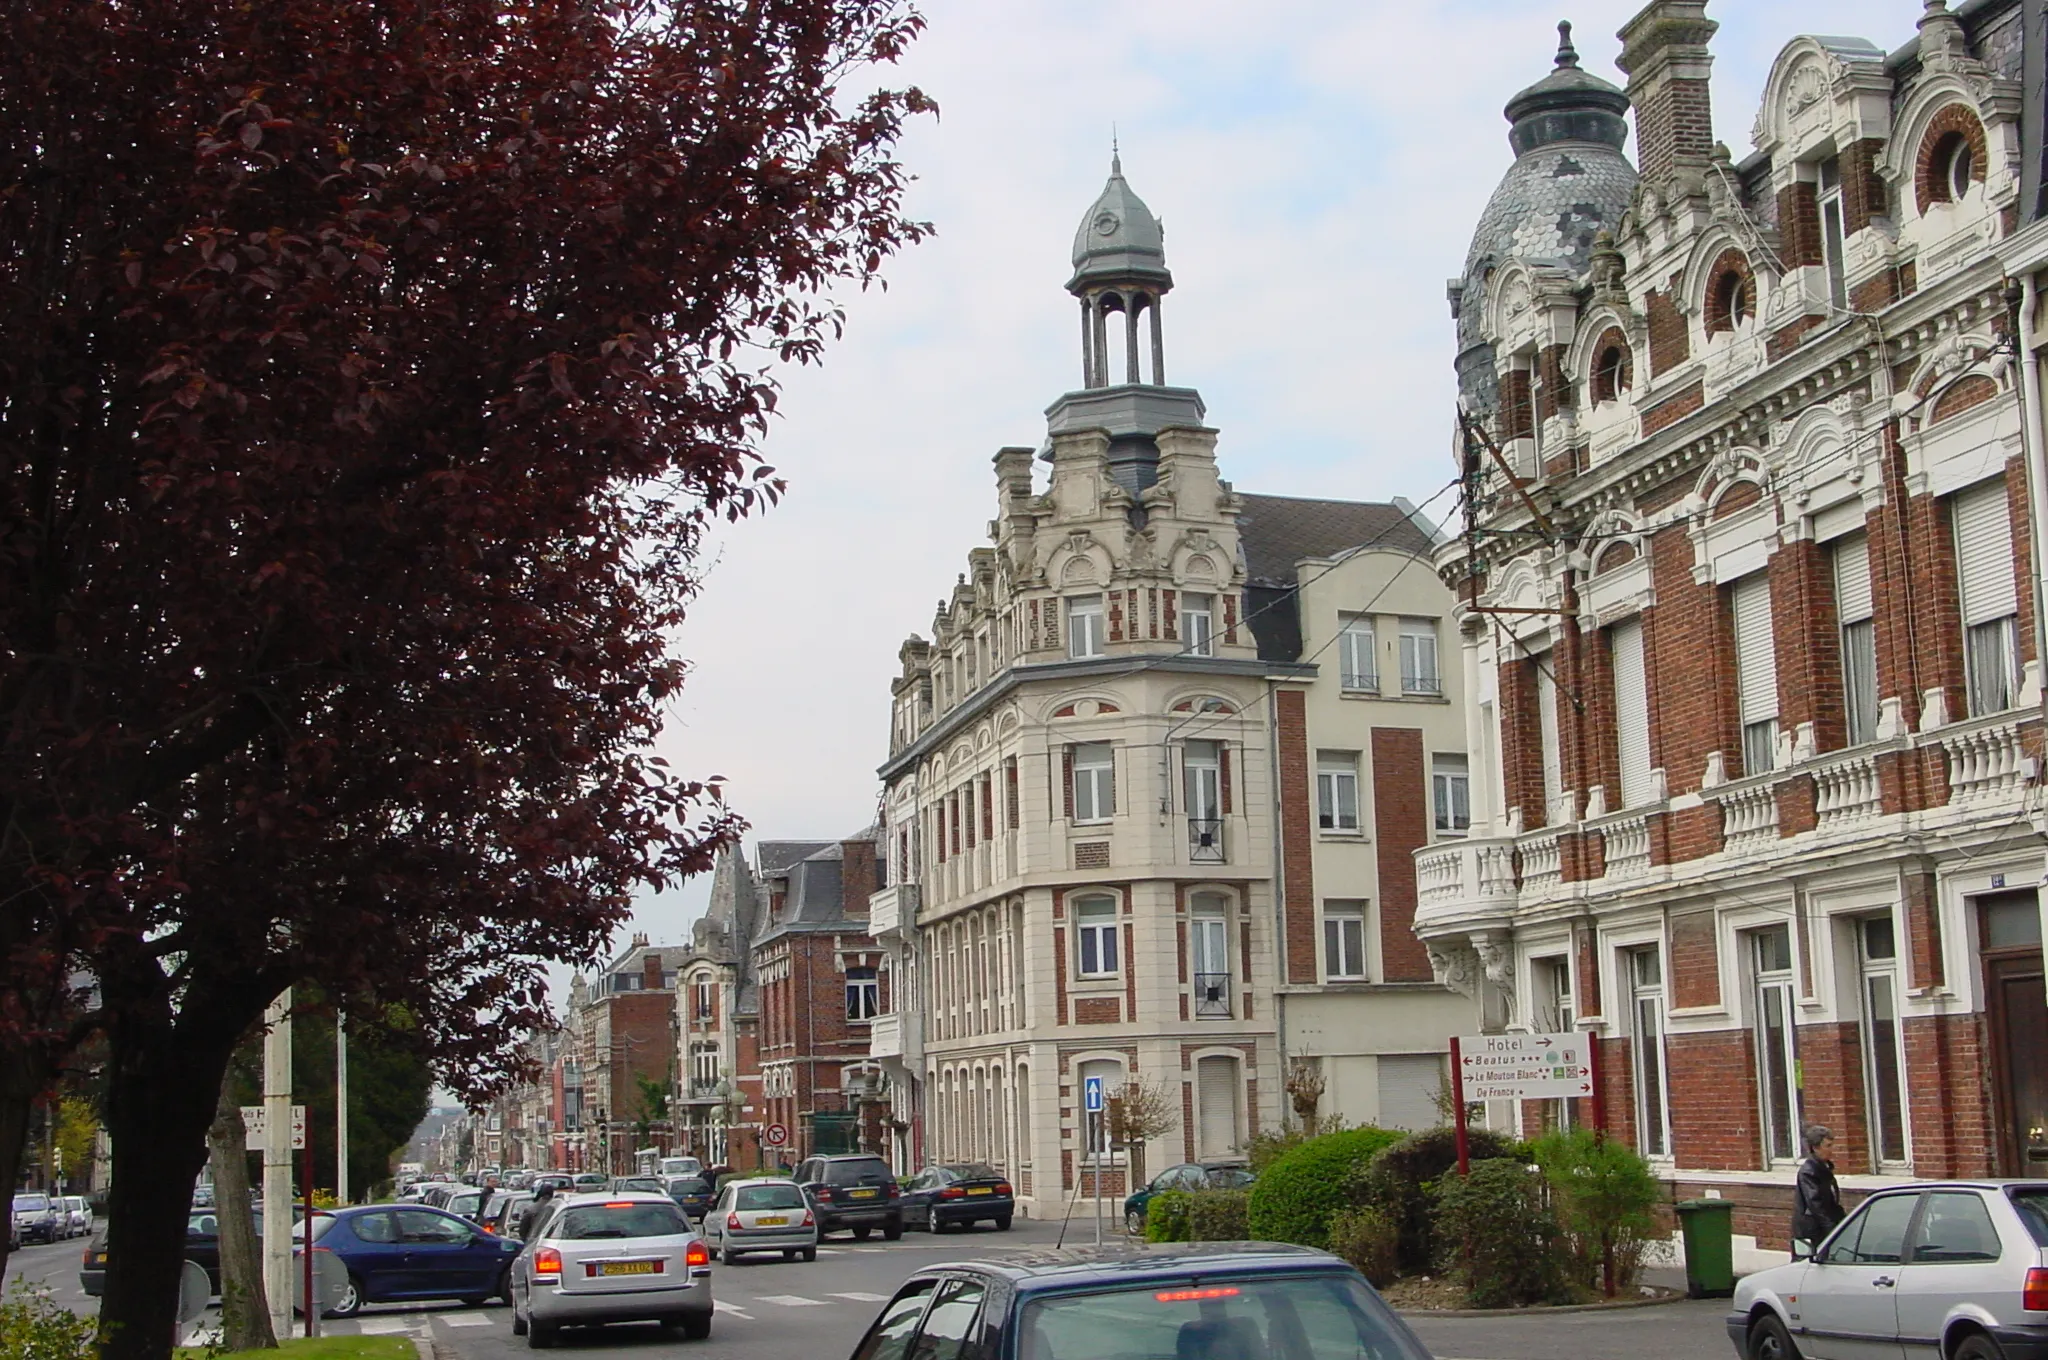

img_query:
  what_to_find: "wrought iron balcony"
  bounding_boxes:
[1188,817,1226,863]
[1193,972,1232,1017]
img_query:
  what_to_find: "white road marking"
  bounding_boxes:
[436,1313,495,1327]
[829,1292,892,1303]
[355,1317,417,1335]
[713,1301,753,1319]
[848,1247,887,1254]
[755,1294,831,1307]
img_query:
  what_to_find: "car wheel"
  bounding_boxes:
[927,1206,944,1234]
[511,1307,529,1337]
[719,1244,740,1265]
[680,1311,712,1341]
[1126,1209,1145,1235]
[499,1268,515,1306]
[1955,1337,2006,1360]
[528,1321,558,1349]
[883,1217,903,1242]
[783,1249,798,1261]
[802,1246,817,1263]
[327,1274,365,1319]
[994,1214,1013,1231]
[1747,1312,1800,1360]
[853,1225,872,1241]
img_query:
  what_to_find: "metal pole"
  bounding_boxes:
[335,1010,349,1206]
[302,1140,317,1338]
[1091,1122,1101,1247]
[262,991,294,1341]
[1450,1036,1470,1177]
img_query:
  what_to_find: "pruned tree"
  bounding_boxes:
[0,1,931,1354]
[1107,1077,1180,1186]
[1285,1059,1328,1135]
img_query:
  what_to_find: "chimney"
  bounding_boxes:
[642,950,662,990]
[840,838,879,918]
[1616,1,1719,189]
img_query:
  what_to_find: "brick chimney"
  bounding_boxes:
[642,949,663,990]
[840,837,879,917]
[1616,1,1719,190]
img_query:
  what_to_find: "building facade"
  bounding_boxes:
[1422,0,2048,1259]
[566,934,680,1175]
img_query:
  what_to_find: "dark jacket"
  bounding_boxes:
[1793,1155,1845,1245]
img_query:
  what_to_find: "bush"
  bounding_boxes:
[1432,1158,1572,1309]
[1358,1125,1524,1274]
[1531,1128,1662,1295]
[1144,1189,1194,1243]
[1327,1205,1399,1286]
[1187,1188,1249,1241]
[1246,1126,1403,1249]
[0,1283,98,1360]
[1244,1114,1352,1174]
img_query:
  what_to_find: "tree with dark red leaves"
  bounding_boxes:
[0,2,929,1354]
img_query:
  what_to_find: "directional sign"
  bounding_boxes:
[1453,1033,1594,1102]
[1083,1076,1104,1113]
[242,1104,309,1150]
[762,1122,789,1148]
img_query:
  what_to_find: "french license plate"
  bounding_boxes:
[850,1188,879,1199]
[594,1261,660,1277]
[755,1216,788,1227]
[966,1187,992,1196]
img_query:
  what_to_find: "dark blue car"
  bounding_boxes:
[303,1205,523,1317]
[844,1241,1435,1360]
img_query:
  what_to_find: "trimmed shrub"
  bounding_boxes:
[0,1283,98,1360]
[1358,1125,1523,1274]
[1244,1115,1352,1174]
[1246,1126,1403,1249]
[1187,1188,1249,1241]
[1531,1128,1661,1295]
[1432,1158,1572,1308]
[1144,1189,1194,1243]
[1327,1205,1399,1286]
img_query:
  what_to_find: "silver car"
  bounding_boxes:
[705,1177,818,1264]
[1728,1180,2048,1360]
[63,1197,91,1239]
[508,1191,712,1347]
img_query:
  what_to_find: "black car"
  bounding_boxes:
[664,1175,714,1221]
[844,1241,1434,1360]
[901,1163,1014,1234]
[792,1154,904,1240]
[81,1209,261,1297]
[478,1190,533,1238]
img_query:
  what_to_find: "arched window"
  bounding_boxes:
[1916,106,1989,212]
[1709,268,1751,332]
[1938,132,1974,203]
[1590,331,1632,404]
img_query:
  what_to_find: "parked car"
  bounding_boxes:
[901,1163,1015,1234]
[1122,1160,1256,1234]
[664,1176,714,1222]
[704,1178,818,1264]
[844,1241,1432,1360]
[508,1190,713,1346]
[63,1197,92,1239]
[531,1174,574,1195]
[661,1156,705,1179]
[1729,1180,2048,1360]
[82,1208,263,1296]
[443,1187,487,1221]
[13,1193,63,1245]
[571,1173,606,1191]
[481,1191,535,1238]
[611,1176,667,1196]
[303,1204,522,1318]
[792,1154,904,1241]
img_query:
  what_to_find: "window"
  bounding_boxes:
[1067,595,1104,659]
[1074,896,1119,977]
[1592,342,1630,404]
[1819,156,1848,311]
[1323,901,1367,981]
[851,1280,934,1360]
[1628,946,1670,1157]
[1954,481,2020,716]
[1935,133,1976,204]
[693,979,716,1021]
[1339,616,1377,691]
[1859,914,1910,1167]
[912,1278,987,1360]
[1732,572,1778,776]
[1820,1193,1920,1265]
[1752,926,1800,1164]
[1071,742,1114,823]
[1185,740,1223,863]
[1609,619,1653,807]
[1909,1192,2002,1263]
[690,1041,719,1090]
[1533,956,1575,1130]
[1432,754,1470,833]
[1399,618,1441,694]
[1191,894,1231,1017]
[1709,268,1752,331]
[1195,1055,1241,1158]
[1536,655,1563,815]
[1075,1059,1118,1156]
[1182,593,1214,657]
[846,966,879,1021]
[1316,751,1360,832]
[1835,534,1879,745]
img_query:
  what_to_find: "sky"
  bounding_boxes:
[604,0,1924,971]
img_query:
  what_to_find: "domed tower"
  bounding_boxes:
[1047,153,1206,497]
[1450,22,1636,429]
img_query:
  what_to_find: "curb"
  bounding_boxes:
[1395,1290,1693,1319]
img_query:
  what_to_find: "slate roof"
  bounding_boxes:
[1235,493,1440,587]
[755,840,836,876]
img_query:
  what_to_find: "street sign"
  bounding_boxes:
[1452,1032,1594,1102]
[763,1122,789,1148]
[1083,1076,1104,1113]
[242,1104,309,1150]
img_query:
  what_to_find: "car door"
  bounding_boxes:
[394,1209,485,1300]
[1894,1190,2007,1360]
[900,1169,933,1217]
[907,1275,988,1360]
[1798,1192,1919,1360]
[344,1211,408,1300]
[851,1279,938,1360]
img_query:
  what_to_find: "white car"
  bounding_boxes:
[507,1191,712,1347]
[63,1197,91,1239]
[704,1177,818,1263]
[1728,1180,2048,1360]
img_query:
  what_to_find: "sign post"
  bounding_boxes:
[1083,1076,1104,1247]
[1449,1036,1469,1176]
[1449,1032,1595,1174]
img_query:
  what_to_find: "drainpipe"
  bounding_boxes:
[1267,681,1291,1127]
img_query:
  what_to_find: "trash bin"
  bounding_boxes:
[1674,1198,1736,1298]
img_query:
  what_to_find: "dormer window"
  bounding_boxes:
[1590,332,1632,404]
[1937,133,1974,203]
[1705,254,1755,335]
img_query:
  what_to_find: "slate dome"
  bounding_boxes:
[1069,152,1171,291]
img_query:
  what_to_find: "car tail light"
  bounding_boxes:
[2025,1267,2048,1312]
[685,1242,710,1267]
[726,1212,744,1232]
[801,1209,814,1228]
[533,1247,562,1276]
[1156,1287,1240,1303]
[996,1183,1013,1196]
[604,1201,633,1209]
[940,1187,966,1200]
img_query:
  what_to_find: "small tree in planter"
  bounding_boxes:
[1531,1129,1661,1297]
[1432,1159,1573,1308]
[1106,1078,1179,1189]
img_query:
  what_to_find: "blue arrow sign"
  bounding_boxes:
[1084,1075,1104,1113]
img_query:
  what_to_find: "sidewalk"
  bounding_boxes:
[1399,1269,1735,1360]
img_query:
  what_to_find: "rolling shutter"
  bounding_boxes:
[1732,573,1778,725]
[1833,533,1873,623]
[1196,1056,1239,1159]
[1953,481,2017,625]
[1375,1054,1443,1133]
[1536,656,1562,818]
[1611,619,1652,808]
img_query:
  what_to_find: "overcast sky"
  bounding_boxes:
[605,0,1921,968]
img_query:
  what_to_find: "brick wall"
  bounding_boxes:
[1778,181,1821,269]
[1276,689,1318,984]
[1646,522,1739,809]
[1646,287,1690,377]
[1498,657,1546,828]
[1666,1028,1760,1170]
[1370,727,1433,981]
[1796,1021,1870,1171]
[1841,138,1890,235]
[1641,379,1705,437]
[1771,538,1843,751]
[1913,104,1989,213]
[1903,1012,1997,1177]
[1669,912,1720,1009]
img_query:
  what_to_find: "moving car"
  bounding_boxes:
[704,1178,818,1263]
[611,1176,667,1196]
[901,1163,1015,1234]
[443,1186,487,1221]
[81,1208,262,1297]
[303,1204,523,1317]
[792,1154,904,1241]
[1123,1161,1256,1235]
[1729,1180,2048,1360]
[664,1176,714,1222]
[661,1156,705,1179]
[531,1174,574,1195]
[508,1190,713,1346]
[64,1197,92,1239]
[844,1241,1433,1360]
[13,1193,63,1245]
[572,1173,606,1191]
[481,1191,535,1238]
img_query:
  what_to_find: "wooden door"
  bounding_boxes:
[1986,953,2048,1174]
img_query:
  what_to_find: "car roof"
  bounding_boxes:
[916,1241,1345,1293]
[555,1190,679,1207]
[1865,1180,2048,1193]
[814,1153,887,1161]
[727,1176,800,1186]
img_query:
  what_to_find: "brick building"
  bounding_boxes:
[566,933,681,1175]
[1422,0,2048,1263]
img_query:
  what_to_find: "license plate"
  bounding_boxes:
[966,1187,992,1196]
[850,1188,879,1199]
[755,1216,788,1227]
[594,1261,660,1277]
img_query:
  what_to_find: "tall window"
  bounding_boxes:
[693,980,716,1022]
[1067,595,1105,659]
[1190,893,1231,1017]
[1075,896,1119,978]
[1732,572,1779,776]
[1323,901,1367,981]
[1316,751,1360,832]
[1536,655,1563,816]
[845,966,879,1021]
[1835,534,1879,745]
[1818,156,1848,311]
[1859,914,1910,1167]
[690,1042,719,1089]
[1954,481,2020,716]
[1184,741,1221,819]
[1399,618,1441,694]
[1072,743,1114,823]
[1751,927,1799,1163]
[1339,616,1377,691]
[1432,754,1470,834]
[1628,946,1670,1157]
[1611,619,1653,806]
[1182,593,1214,657]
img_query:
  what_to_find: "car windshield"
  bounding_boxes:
[823,1159,891,1187]
[14,1195,49,1211]
[735,1184,807,1211]
[945,1164,1001,1180]
[1017,1273,1430,1360]
[2011,1188,2048,1245]
[555,1202,690,1240]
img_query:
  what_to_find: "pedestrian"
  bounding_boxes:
[1792,1123,1845,1258]
[515,1182,556,1241]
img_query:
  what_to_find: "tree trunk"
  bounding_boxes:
[0,1039,62,1287]
[207,1093,274,1351]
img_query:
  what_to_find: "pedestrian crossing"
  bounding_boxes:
[322,1288,904,1339]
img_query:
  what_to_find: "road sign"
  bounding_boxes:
[242,1104,309,1150]
[762,1122,789,1148]
[1452,1032,1594,1101]
[1083,1076,1104,1113]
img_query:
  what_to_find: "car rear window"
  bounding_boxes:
[668,1178,710,1195]
[2011,1188,2048,1245]
[555,1202,690,1240]
[1018,1273,1429,1360]
[736,1185,807,1211]
[823,1159,893,1187]
[946,1164,1001,1180]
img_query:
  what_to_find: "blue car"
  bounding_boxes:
[302,1205,523,1317]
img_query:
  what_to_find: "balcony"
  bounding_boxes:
[1188,817,1226,864]
[679,1080,726,1107]
[867,883,919,942]
[868,1010,921,1067]
[1193,973,1232,1018]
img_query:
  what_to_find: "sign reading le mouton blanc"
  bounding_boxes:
[1454,1033,1593,1102]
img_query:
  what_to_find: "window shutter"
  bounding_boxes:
[1833,533,1873,623]
[1611,619,1652,808]
[1220,745,1233,815]
[982,774,994,840]
[1062,748,1074,820]
[1006,761,1019,829]
[1536,656,1562,817]
[1732,573,1779,724]
[1954,481,2017,624]
[1196,1056,1238,1159]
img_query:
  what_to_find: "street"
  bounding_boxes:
[8,1220,1739,1360]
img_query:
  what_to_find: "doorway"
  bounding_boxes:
[1979,890,2047,1174]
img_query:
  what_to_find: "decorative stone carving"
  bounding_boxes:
[1474,933,1518,1024]
[1426,938,1482,1000]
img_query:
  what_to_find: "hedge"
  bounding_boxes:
[1359,1125,1522,1273]
[1432,1158,1572,1308]
[1245,1126,1403,1249]
[1144,1189,1193,1243]
[1187,1188,1249,1241]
